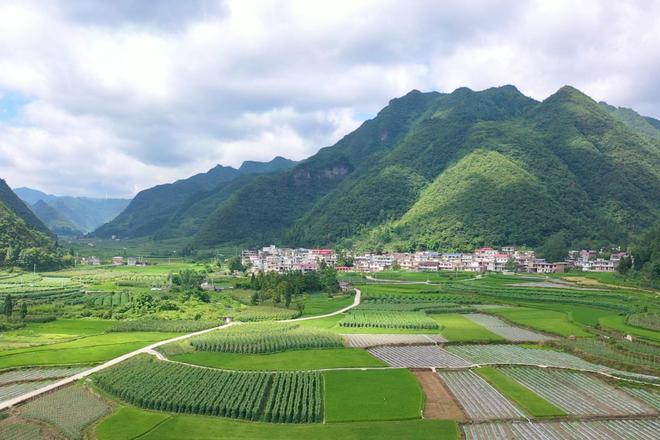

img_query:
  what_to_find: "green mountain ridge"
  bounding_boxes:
[30,199,84,237]
[93,85,660,251]
[0,180,53,258]
[92,156,297,239]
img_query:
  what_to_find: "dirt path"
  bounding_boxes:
[413,370,465,421]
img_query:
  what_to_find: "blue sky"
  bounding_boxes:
[0,0,658,198]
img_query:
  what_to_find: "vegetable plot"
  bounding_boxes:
[189,322,343,354]
[93,355,322,423]
[339,311,440,330]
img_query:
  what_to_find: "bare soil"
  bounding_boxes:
[413,370,465,421]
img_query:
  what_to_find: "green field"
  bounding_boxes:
[599,315,660,342]
[323,369,423,422]
[300,294,354,316]
[430,313,504,342]
[172,348,386,371]
[475,367,566,417]
[95,406,459,440]
[488,306,591,337]
[0,331,179,369]
[0,319,115,350]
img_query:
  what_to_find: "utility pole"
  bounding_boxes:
[33,263,36,275]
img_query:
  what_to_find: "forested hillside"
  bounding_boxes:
[93,86,660,252]
[92,156,296,239]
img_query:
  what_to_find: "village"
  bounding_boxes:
[239,245,629,275]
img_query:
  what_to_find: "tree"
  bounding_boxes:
[227,256,245,273]
[3,294,13,317]
[504,257,517,272]
[539,232,568,263]
[250,291,259,305]
[618,255,632,274]
[20,302,27,319]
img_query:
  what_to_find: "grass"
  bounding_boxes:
[475,367,566,418]
[0,319,115,350]
[171,348,386,371]
[301,293,353,316]
[488,307,591,337]
[95,406,170,440]
[0,331,179,369]
[324,369,423,422]
[95,407,459,440]
[430,313,504,342]
[599,315,660,342]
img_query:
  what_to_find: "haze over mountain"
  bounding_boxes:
[91,85,660,252]
[14,188,129,235]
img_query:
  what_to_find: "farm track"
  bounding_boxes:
[0,288,362,410]
[413,370,465,421]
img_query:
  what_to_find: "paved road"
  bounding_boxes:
[0,288,361,410]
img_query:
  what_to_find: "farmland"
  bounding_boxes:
[21,385,111,439]
[437,370,525,420]
[171,348,386,371]
[501,366,655,416]
[339,310,440,329]
[463,418,660,440]
[188,322,344,354]
[475,367,566,418]
[323,369,423,422]
[0,263,657,440]
[93,355,323,423]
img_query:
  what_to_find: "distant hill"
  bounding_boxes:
[14,188,130,234]
[91,85,660,251]
[91,156,297,239]
[30,200,84,236]
[0,179,52,253]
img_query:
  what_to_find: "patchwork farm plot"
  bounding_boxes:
[500,366,656,416]
[621,386,660,410]
[437,370,525,421]
[463,313,553,342]
[0,366,89,385]
[93,355,323,423]
[188,322,344,353]
[339,310,440,329]
[0,420,43,440]
[368,345,471,368]
[344,333,447,347]
[463,418,660,440]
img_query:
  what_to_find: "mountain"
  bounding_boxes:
[92,156,298,239]
[0,179,52,253]
[30,200,84,236]
[93,85,660,251]
[14,188,129,233]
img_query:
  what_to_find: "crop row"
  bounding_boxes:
[189,322,343,354]
[438,370,525,420]
[464,418,660,440]
[463,313,553,342]
[501,366,654,416]
[89,291,132,307]
[107,319,218,333]
[361,292,480,304]
[627,312,660,331]
[339,310,440,329]
[368,345,471,368]
[358,302,475,313]
[0,366,89,385]
[93,355,322,423]
[231,306,300,322]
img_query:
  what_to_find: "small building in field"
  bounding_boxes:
[111,256,124,266]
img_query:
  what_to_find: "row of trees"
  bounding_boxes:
[244,265,340,307]
[0,245,74,270]
[2,294,28,318]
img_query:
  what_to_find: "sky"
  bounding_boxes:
[0,0,658,198]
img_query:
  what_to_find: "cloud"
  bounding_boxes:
[0,0,658,197]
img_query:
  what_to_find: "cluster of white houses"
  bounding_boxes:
[241,245,628,274]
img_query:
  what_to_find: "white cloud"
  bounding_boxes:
[0,0,658,197]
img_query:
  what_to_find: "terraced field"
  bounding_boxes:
[463,314,553,342]
[463,418,660,439]
[0,420,43,440]
[501,367,656,416]
[437,370,525,420]
[368,345,471,368]
[344,333,447,348]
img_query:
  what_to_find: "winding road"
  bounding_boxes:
[0,288,362,411]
